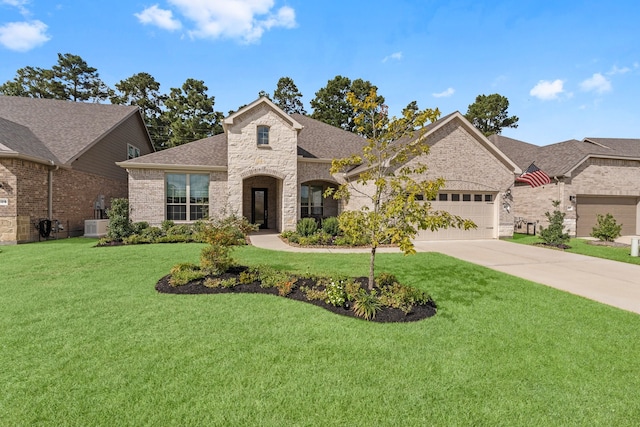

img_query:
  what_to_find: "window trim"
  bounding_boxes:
[257,125,270,146]
[165,173,210,222]
[127,143,140,159]
[300,184,324,218]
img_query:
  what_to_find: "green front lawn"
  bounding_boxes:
[1,239,640,425]
[507,233,640,265]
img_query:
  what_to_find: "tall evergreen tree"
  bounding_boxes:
[161,78,223,148]
[50,53,112,102]
[111,72,166,149]
[464,93,519,136]
[0,66,60,98]
[310,75,383,137]
[273,76,306,114]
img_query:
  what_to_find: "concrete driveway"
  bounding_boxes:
[413,239,640,315]
[250,232,640,315]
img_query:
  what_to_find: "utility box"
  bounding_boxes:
[84,219,109,238]
[631,238,639,257]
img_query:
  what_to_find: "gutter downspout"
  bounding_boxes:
[48,161,58,219]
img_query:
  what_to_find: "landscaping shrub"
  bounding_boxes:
[376,272,398,287]
[321,216,340,236]
[539,200,570,247]
[200,244,234,275]
[296,217,318,237]
[131,221,150,235]
[106,198,132,241]
[590,213,622,242]
[169,263,206,286]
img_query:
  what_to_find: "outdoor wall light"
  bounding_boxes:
[569,195,576,202]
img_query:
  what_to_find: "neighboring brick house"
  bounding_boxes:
[0,96,154,244]
[119,97,520,240]
[489,135,640,237]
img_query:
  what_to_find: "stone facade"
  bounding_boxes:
[123,106,519,239]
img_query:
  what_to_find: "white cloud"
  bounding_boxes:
[580,73,611,94]
[0,20,50,51]
[135,5,182,31]
[432,87,455,98]
[530,79,565,100]
[382,51,402,63]
[143,0,298,43]
[607,65,631,75]
[2,0,30,16]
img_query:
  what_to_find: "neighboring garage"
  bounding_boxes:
[576,196,640,237]
[416,192,498,240]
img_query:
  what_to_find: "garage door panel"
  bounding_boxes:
[416,194,495,241]
[576,196,638,236]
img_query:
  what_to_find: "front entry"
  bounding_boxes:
[252,188,268,229]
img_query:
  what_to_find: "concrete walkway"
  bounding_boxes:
[249,232,640,315]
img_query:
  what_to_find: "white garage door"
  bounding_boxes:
[415,193,497,241]
[576,196,639,237]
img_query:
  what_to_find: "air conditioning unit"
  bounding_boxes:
[84,219,109,238]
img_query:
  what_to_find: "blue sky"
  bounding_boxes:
[1,0,639,146]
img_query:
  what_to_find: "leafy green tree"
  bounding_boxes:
[0,66,60,98]
[328,89,475,289]
[273,76,306,114]
[51,53,113,102]
[310,75,384,137]
[464,93,519,136]
[111,72,166,149]
[161,78,223,148]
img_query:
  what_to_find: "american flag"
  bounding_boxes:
[516,163,551,187]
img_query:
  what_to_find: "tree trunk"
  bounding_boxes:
[368,246,376,290]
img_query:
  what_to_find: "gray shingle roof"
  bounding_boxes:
[0,96,140,165]
[120,133,228,167]
[292,113,367,159]
[488,135,640,177]
[0,117,60,163]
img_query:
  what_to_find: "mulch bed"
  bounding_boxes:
[156,266,436,323]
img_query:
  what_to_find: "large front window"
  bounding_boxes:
[166,173,209,221]
[301,184,323,217]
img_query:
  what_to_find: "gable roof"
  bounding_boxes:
[0,96,144,165]
[121,103,369,169]
[346,111,520,177]
[118,133,228,170]
[489,135,640,177]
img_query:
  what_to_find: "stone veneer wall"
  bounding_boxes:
[128,169,228,226]
[226,106,298,231]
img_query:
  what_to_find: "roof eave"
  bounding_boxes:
[116,161,227,172]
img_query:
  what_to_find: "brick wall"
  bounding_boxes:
[0,158,126,243]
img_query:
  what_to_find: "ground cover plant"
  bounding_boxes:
[507,233,640,266]
[2,239,640,425]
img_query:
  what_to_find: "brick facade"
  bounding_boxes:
[512,157,640,236]
[0,158,127,244]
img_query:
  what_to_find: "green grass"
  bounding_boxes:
[507,233,640,265]
[2,239,640,426]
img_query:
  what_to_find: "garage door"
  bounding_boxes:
[415,193,496,240]
[576,196,638,237]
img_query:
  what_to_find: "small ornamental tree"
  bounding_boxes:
[539,200,570,247]
[590,213,622,242]
[327,89,476,289]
